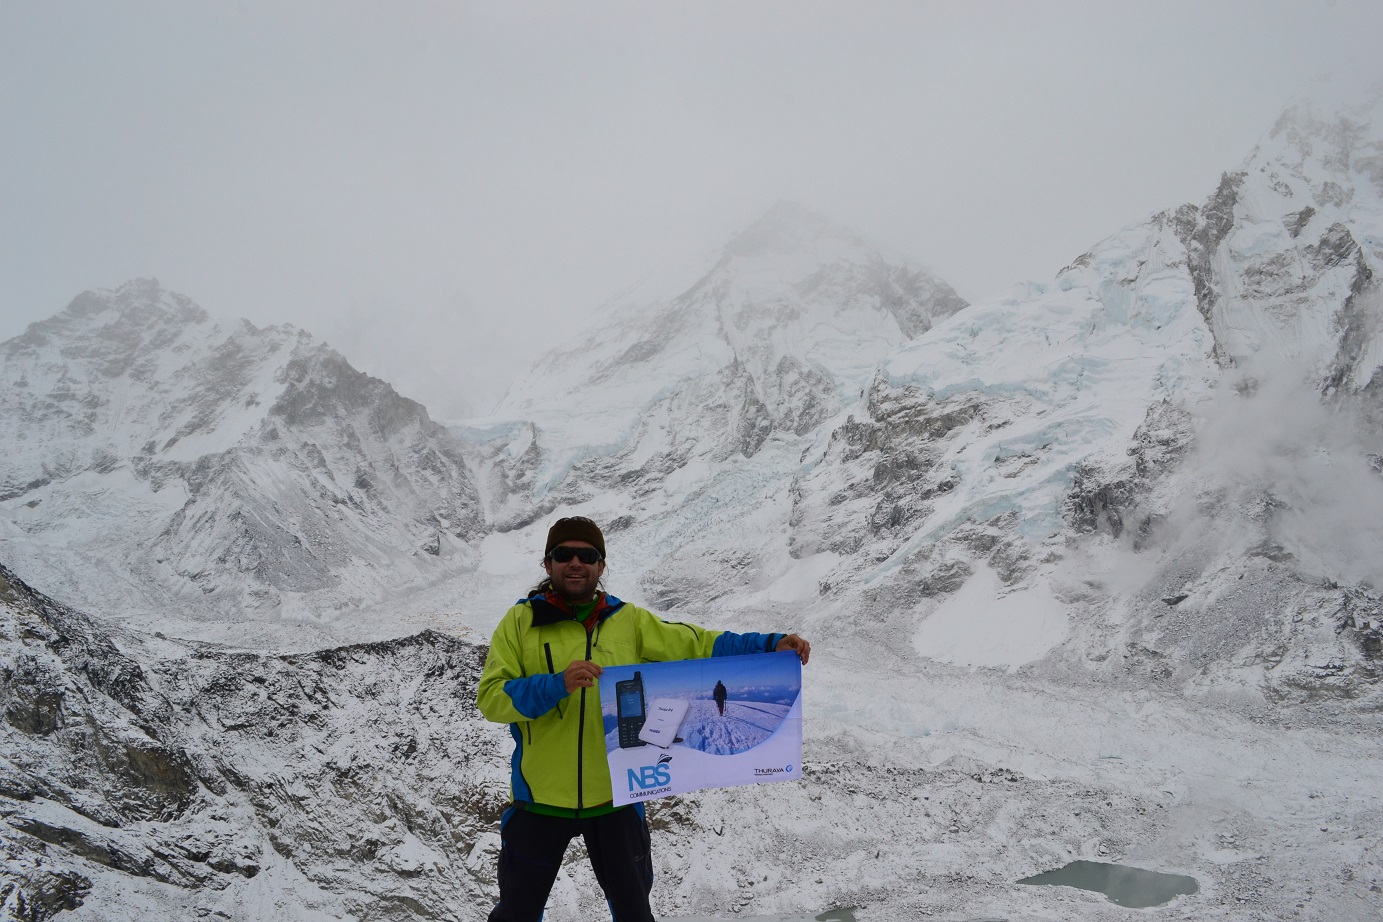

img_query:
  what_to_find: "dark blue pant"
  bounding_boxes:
[487,804,654,922]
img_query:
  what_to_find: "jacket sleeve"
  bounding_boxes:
[476,605,569,723]
[710,630,782,657]
[631,606,781,661]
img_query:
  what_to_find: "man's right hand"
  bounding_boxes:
[563,659,603,694]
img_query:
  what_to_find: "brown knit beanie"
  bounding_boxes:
[545,516,606,558]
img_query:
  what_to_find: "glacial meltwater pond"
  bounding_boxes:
[1017,860,1199,908]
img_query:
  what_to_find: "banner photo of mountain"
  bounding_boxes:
[598,651,803,806]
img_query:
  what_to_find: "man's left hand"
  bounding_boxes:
[775,633,811,665]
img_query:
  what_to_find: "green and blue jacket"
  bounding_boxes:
[476,591,783,814]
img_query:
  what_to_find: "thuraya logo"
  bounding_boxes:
[627,757,672,791]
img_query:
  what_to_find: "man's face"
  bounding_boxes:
[544,540,605,602]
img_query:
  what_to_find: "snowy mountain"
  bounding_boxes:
[0,279,484,634]
[448,100,1383,917]
[447,202,968,617]
[471,201,967,530]
[455,101,1383,711]
[788,94,1383,699]
[6,98,1383,920]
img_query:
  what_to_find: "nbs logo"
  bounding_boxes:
[627,753,674,792]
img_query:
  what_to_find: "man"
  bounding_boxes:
[477,516,811,922]
[713,679,728,717]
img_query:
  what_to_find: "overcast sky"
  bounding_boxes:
[4,1,1383,417]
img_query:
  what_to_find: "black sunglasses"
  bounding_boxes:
[547,546,602,564]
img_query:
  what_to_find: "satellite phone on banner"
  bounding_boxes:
[615,671,647,748]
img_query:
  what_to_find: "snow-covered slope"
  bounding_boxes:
[436,100,1383,918]
[6,561,1383,921]
[471,201,966,528]
[451,99,1383,710]
[777,95,1383,701]
[6,97,1383,920]
[441,203,968,622]
[0,280,484,631]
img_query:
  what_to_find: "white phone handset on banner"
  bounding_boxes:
[637,697,689,748]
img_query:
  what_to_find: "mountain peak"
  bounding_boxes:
[1254,91,1383,186]
[9,279,211,352]
[67,277,206,322]
[721,200,864,260]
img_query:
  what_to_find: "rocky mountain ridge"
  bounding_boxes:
[0,559,510,920]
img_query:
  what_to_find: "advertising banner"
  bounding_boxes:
[598,650,803,806]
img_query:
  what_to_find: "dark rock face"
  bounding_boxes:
[0,853,90,922]
[1065,464,1135,539]
[1284,205,1317,238]
[1,562,202,916]
[790,375,983,560]
[0,565,198,826]
[1062,400,1197,544]
[1172,170,1246,367]
[1322,253,1377,394]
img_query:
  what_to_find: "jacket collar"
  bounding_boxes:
[528,591,625,627]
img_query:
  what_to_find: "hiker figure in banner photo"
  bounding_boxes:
[477,516,812,922]
[713,678,728,717]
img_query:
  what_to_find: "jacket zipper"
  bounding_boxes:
[575,621,595,814]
